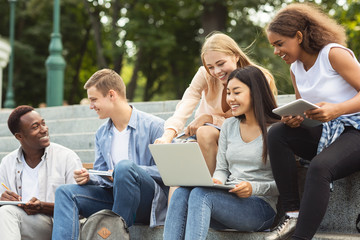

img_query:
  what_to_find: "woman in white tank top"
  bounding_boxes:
[265,3,360,240]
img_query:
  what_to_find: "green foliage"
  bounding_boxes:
[0,0,359,107]
[123,0,201,100]
[334,1,360,59]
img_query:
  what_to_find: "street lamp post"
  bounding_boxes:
[4,0,17,108]
[45,0,66,107]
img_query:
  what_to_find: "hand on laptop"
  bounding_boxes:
[229,181,252,198]
[212,178,222,184]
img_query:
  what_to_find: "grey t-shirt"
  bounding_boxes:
[213,117,278,211]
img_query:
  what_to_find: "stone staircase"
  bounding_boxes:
[0,100,182,163]
[1,95,360,239]
[0,94,296,162]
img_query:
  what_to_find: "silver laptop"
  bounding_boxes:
[149,142,235,190]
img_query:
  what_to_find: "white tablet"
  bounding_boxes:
[272,99,322,127]
[0,201,27,205]
[88,169,113,177]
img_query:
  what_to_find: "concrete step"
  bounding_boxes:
[50,132,96,150]
[73,149,95,164]
[0,100,181,123]
[319,171,360,234]
[0,94,296,123]
[0,117,106,137]
[293,166,360,235]
[0,136,18,153]
[0,112,178,136]
[0,108,12,124]
[276,94,296,106]
[0,111,182,157]
[314,233,360,240]
[0,132,95,153]
[129,226,360,240]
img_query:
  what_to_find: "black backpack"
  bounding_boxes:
[80,209,130,240]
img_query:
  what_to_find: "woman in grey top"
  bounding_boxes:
[163,66,280,240]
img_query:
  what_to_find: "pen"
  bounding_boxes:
[1,182,21,201]
[1,182,10,191]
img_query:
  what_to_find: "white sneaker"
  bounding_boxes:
[265,215,297,240]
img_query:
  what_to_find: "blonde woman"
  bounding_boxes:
[155,32,276,177]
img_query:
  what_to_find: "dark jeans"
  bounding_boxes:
[268,123,360,240]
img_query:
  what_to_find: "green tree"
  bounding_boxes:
[1,0,359,107]
[334,1,360,59]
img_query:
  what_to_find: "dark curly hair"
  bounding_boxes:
[7,105,34,135]
[266,3,346,54]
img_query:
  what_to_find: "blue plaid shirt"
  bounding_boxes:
[317,113,360,154]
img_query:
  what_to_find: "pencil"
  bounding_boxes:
[1,182,10,191]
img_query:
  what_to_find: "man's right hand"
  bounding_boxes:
[1,190,21,201]
[74,168,90,185]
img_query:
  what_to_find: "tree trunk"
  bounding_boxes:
[69,25,91,104]
[84,0,107,68]
[201,1,227,37]
[111,0,124,73]
[126,49,142,101]
[170,61,182,99]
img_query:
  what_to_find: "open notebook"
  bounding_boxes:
[149,142,234,190]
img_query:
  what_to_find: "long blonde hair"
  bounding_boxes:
[201,32,277,95]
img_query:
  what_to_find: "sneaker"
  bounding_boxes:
[265,215,297,240]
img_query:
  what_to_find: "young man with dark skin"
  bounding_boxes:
[0,106,82,240]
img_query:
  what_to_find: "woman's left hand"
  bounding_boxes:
[229,181,252,198]
[305,102,341,122]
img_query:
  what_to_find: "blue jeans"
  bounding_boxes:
[52,160,155,240]
[164,187,276,240]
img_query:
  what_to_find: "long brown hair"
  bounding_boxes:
[228,66,280,163]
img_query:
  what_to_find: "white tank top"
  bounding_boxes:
[291,43,359,104]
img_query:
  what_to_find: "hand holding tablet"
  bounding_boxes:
[272,99,322,127]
